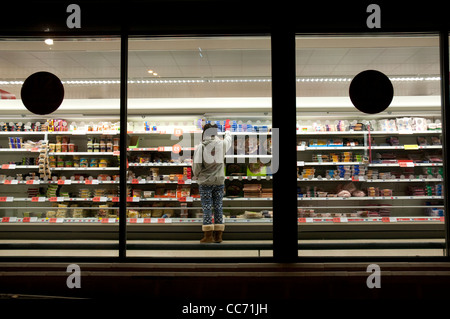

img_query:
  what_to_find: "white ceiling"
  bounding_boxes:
[0,35,442,100]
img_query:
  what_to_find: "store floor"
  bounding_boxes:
[0,238,445,257]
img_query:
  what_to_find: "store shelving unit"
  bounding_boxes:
[296,114,445,239]
[0,117,274,240]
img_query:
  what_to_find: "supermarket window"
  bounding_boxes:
[0,37,121,258]
[296,34,445,257]
[126,36,273,258]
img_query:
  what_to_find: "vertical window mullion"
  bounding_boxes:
[439,31,450,259]
[271,30,298,262]
[119,32,128,260]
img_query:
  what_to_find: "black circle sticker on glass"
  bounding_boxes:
[349,70,394,114]
[21,71,64,115]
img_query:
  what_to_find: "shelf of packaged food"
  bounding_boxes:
[0,177,272,185]
[298,146,366,151]
[299,161,363,166]
[127,147,195,152]
[0,148,40,152]
[297,216,444,223]
[218,131,271,135]
[0,196,272,203]
[128,162,191,167]
[0,217,273,224]
[297,196,443,201]
[50,167,120,171]
[225,155,272,159]
[0,131,46,135]
[297,178,443,182]
[298,145,442,151]
[127,130,201,136]
[49,131,119,135]
[297,130,442,135]
[49,152,117,156]
[226,176,272,180]
[298,161,443,167]
[127,130,271,136]
[0,216,442,224]
[368,163,443,167]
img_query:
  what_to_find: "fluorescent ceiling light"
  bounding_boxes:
[0,76,440,86]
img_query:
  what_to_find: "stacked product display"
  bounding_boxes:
[0,116,273,224]
[297,116,444,223]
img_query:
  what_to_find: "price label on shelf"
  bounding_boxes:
[27,180,40,185]
[127,197,140,202]
[31,197,45,202]
[173,128,183,137]
[404,144,419,150]
[1,217,15,223]
[85,179,99,185]
[128,218,137,224]
[3,180,18,185]
[93,197,107,202]
[333,217,348,223]
[0,197,13,202]
[112,197,120,202]
[157,146,165,152]
[101,218,116,224]
[398,161,415,167]
[57,179,72,185]
[131,179,139,184]
[172,144,182,154]
[143,218,151,224]
[113,151,120,156]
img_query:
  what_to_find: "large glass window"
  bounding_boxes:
[126,37,273,258]
[0,37,121,257]
[296,34,445,257]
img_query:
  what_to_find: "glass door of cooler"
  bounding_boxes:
[126,36,273,258]
[0,37,121,257]
[296,34,445,257]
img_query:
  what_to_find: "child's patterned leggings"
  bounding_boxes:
[199,184,224,225]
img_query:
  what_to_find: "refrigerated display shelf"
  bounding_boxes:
[0,196,273,202]
[297,195,443,200]
[0,216,442,224]
[298,161,443,167]
[50,167,120,171]
[128,162,191,167]
[297,178,443,182]
[298,146,442,150]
